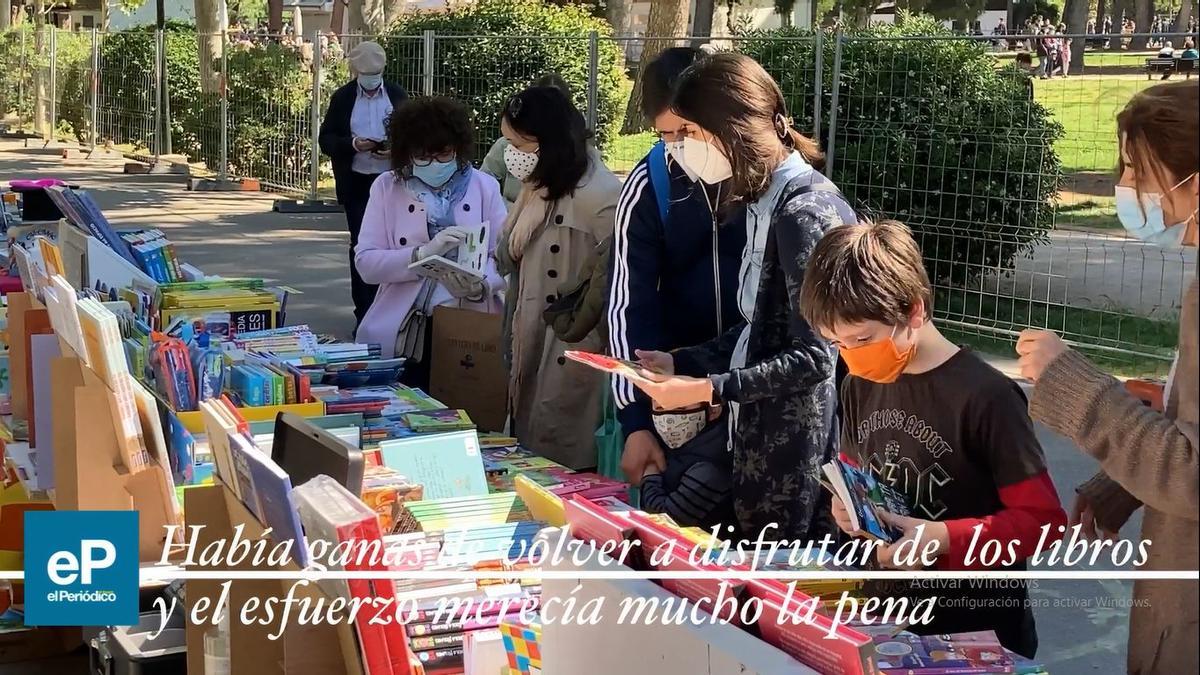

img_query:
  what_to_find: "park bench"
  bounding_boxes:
[1145,57,1177,78]
[1178,57,1197,79]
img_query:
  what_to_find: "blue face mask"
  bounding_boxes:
[358,73,383,91]
[412,158,459,188]
[1115,174,1196,247]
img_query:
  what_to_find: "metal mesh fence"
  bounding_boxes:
[823,32,1194,367]
[95,30,160,158]
[1,27,1194,367]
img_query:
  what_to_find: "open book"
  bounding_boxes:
[821,458,910,543]
[408,221,489,284]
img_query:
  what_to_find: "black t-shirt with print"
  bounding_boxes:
[840,348,1048,657]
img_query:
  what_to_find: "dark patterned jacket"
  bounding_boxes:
[672,163,855,541]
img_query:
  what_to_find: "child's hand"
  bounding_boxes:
[1070,494,1117,541]
[634,349,674,376]
[875,513,949,571]
[831,496,857,535]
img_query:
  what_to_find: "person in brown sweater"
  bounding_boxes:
[1017,81,1198,675]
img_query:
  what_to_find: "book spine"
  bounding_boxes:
[411,647,464,671]
[408,631,464,651]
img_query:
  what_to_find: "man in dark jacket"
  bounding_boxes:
[607,47,747,529]
[318,41,407,326]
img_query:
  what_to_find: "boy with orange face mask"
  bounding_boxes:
[799,219,1066,658]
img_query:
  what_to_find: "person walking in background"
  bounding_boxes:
[481,74,572,208]
[607,47,746,531]
[497,85,622,468]
[353,97,508,387]
[319,41,408,329]
[625,53,857,542]
[1017,81,1198,675]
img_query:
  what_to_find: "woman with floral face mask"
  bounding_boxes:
[1017,81,1198,675]
[495,86,622,468]
[625,53,857,541]
[354,96,508,390]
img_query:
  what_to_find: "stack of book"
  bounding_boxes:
[391,493,527,534]
[156,279,282,338]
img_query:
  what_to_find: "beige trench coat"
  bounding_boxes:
[498,152,621,468]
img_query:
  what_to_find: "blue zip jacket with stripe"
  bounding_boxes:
[606,148,747,436]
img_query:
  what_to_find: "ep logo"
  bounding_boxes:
[24,511,138,626]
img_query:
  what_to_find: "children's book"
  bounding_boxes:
[408,221,490,285]
[563,350,654,382]
[870,631,1013,674]
[402,408,475,433]
[513,474,565,527]
[241,448,309,568]
[378,430,487,500]
[821,458,910,543]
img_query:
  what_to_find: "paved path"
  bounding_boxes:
[0,139,1160,674]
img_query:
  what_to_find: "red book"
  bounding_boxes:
[743,579,874,675]
[294,476,416,675]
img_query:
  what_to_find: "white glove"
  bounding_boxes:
[443,271,486,301]
[416,226,468,260]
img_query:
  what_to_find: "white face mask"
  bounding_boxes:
[1114,172,1197,247]
[664,140,700,182]
[675,136,733,185]
[503,143,539,183]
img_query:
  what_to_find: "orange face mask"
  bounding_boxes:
[838,326,915,384]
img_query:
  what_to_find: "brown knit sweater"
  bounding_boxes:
[1030,277,1198,675]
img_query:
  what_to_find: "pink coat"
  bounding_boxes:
[354,169,508,357]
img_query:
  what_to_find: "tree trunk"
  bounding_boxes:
[1065,0,1089,73]
[620,0,689,134]
[608,0,630,36]
[195,0,224,94]
[33,0,46,137]
[692,0,716,42]
[1129,0,1153,50]
[1096,0,1108,30]
[1,0,11,31]
[1176,0,1194,32]
[1108,0,1128,49]
[358,0,388,34]
[268,0,284,34]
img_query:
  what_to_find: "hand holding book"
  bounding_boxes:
[873,512,949,571]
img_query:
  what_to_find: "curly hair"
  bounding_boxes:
[388,96,475,174]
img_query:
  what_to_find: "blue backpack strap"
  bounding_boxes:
[647,141,671,223]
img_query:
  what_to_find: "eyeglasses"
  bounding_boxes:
[413,151,457,166]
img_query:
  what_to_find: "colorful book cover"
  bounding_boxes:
[242,448,309,568]
[402,408,475,433]
[870,631,1012,674]
[378,430,487,500]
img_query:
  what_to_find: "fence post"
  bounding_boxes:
[88,28,99,152]
[825,31,844,179]
[308,29,322,202]
[162,31,173,156]
[586,31,599,133]
[812,28,823,142]
[422,30,435,97]
[219,27,229,182]
[18,27,27,129]
[154,30,164,158]
[48,28,57,143]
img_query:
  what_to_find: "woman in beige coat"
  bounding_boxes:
[1017,81,1198,675]
[495,85,622,468]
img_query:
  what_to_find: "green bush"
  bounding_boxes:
[739,16,1063,287]
[385,0,627,161]
[0,26,37,122]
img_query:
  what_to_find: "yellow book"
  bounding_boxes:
[514,474,565,528]
[37,236,65,277]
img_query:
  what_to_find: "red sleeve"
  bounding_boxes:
[939,471,1066,570]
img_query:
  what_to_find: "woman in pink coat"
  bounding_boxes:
[354,96,509,389]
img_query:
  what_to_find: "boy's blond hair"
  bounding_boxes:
[800,219,933,332]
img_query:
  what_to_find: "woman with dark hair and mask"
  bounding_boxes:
[354,96,508,390]
[497,85,621,469]
[627,52,857,541]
